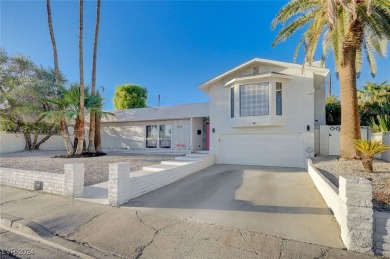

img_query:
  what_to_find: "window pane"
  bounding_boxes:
[231,87,234,118]
[146,125,157,148]
[159,125,171,148]
[240,82,269,116]
[276,83,282,115]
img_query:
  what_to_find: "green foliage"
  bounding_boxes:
[354,139,390,157]
[326,95,341,125]
[370,115,390,133]
[358,81,390,126]
[272,0,390,75]
[113,84,148,110]
[0,49,63,135]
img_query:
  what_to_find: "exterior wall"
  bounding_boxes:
[307,159,375,254]
[374,211,390,257]
[0,132,66,154]
[313,74,326,126]
[101,119,192,151]
[0,164,84,197]
[191,117,204,152]
[208,65,320,166]
[108,155,215,206]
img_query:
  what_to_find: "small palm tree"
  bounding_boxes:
[354,139,390,173]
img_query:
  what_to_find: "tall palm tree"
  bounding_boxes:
[75,0,85,155]
[46,0,74,155]
[88,0,101,153]
[272,0,390,159]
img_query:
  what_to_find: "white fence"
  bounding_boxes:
[316,126,389,162]
[0,132,66,154]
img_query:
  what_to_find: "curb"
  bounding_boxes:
[0,213,96,259]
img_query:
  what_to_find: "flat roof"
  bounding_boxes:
[102,102,209,123]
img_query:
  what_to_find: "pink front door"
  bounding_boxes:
[205,123,210,150]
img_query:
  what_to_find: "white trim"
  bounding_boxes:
[199,58,329,92]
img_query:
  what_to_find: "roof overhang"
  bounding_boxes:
[223,72,292,88]
[198,58,329,93]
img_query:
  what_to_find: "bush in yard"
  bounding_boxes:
[326,96,341,125]
[354,139,390,173]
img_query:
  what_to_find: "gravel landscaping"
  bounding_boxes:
[0,151,176,186]
[312,156,390,212]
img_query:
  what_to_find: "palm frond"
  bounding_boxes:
[354,139,390,156]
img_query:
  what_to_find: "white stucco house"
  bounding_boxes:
[100,102,210,152]
[199,58,328,168]
[101,58,329,167]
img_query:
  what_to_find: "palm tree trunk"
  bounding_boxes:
[339,20,363,159]
[75,0,85,155]
[88,0,101,153]
[46,0,74,155]
[95,114,103,153]
[61,118,74,155]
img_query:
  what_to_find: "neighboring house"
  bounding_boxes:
[101,58,328,167]
[100,103,210,152]
[199,58,328,168]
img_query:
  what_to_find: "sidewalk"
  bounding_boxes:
[0,186,377,258]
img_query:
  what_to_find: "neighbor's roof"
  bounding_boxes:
[102,102,209,123]
[199,58,329,92]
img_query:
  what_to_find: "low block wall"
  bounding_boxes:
[108,155,215,206]
[375,211,390,257]
[307,159,374,254]
[0,131,67,154]
[0,164,84,197]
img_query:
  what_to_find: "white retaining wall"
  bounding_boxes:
[307,159,374,254]
[0,132,67,154]
[108,155,215,206]
[375,211,390,257]
[0,164,84,197]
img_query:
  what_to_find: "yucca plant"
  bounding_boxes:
[354,139,390,173]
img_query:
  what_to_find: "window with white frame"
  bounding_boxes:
[276,82,282,115]
[146,125,158,148]
[146,124,172,148]
[159,125,172,148]
[239,82,269,117]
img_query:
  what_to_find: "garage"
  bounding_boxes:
[218,133,303,167]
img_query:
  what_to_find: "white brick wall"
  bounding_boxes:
[108,155,215,206]
[307,159,375,254]
[0,164,84,197]
[375,211,390,257]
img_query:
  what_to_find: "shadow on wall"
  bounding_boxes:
[124,165,331,216]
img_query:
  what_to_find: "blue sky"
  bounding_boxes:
[1,0,389,111]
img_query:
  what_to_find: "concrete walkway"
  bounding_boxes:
[125,165,344,248]
[0,185,377,258]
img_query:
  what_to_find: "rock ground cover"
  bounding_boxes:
[0,150,176,186]
[312,156,390,212]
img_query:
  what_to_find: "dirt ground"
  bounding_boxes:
[0,150,176,186]
[312,156,390,212]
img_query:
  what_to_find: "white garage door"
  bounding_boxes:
[218,133,303,167]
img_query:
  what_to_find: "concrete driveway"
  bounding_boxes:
[125,165,344,248]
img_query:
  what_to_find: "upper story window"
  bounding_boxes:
[239,82,269,117]
[276,82,282,115]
